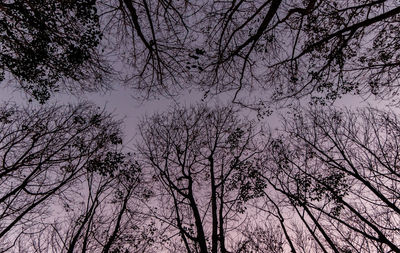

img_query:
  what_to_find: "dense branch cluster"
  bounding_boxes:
[2,0,400,252]
[0,103,151,252]
[138,106,264,252]
[0,0,106,103]
[2,0,400,107]
[99,0,400,109]
[262,107,400,252]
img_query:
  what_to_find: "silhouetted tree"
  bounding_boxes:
[0,0,105,103]
[5,1,400,108]
[27,154,156,253]
[138,105,266,253]
[0,102,129,252]
[103,0,400,109]
[233,222,285,253]
[261,106,400,252]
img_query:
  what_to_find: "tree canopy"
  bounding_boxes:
[0,102,149,252]
[260,106,400,252]
[138,105,265,252]
[4,1,400,252]
[0,0,103,103]
[102,0,400,109]
[3,0,400,108]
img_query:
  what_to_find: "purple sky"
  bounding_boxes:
[0,80,390,143]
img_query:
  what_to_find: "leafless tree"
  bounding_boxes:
[0,102,133,252]
[137,104,266,253]
[233,222,285,253]
[5,1,400,108]
[26,153,156,253]
[260,106,400,252]
[97,0,400,110]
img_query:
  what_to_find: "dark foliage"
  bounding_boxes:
[138,104,265,252]
[101,0,400,110]
[0,0,102,103]
[0,102,144,252]
[4,0,400,108]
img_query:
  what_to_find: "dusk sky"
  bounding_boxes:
[2,1,400,252]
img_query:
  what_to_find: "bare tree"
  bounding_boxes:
[26,153,156,253]
[5,1,400,108]
[261,106,400,252]
[137,104,266,253]
[233,222,285,253]
[0,102,128,252]
[97,0,400,110]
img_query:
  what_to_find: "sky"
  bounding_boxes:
[0,78,391,146]
[3,1,400,252]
